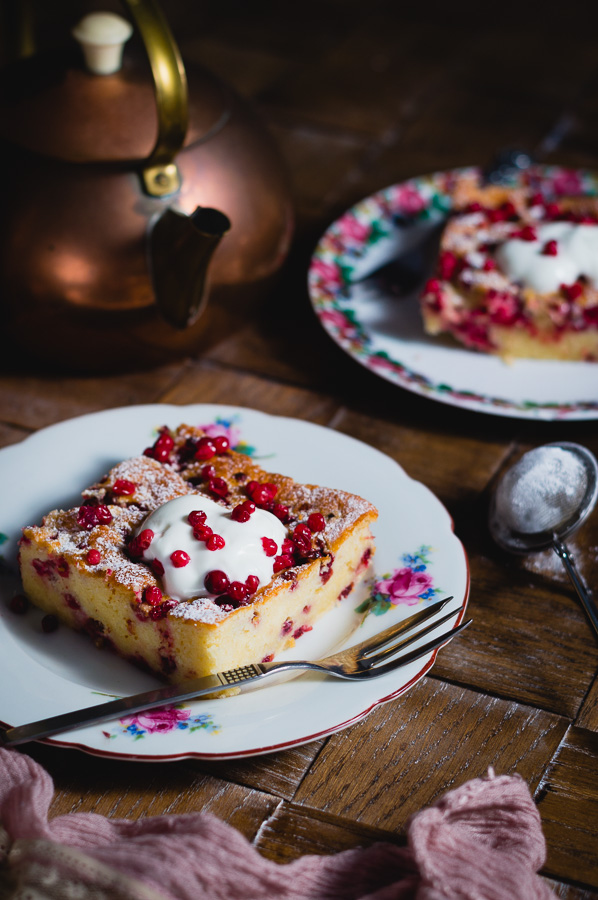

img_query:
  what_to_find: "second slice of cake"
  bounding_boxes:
[18,425,378,683]
[419,172,598,360]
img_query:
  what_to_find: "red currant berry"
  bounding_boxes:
[232,504,251,523]
[272,503,289,522]
[188,510,207,527]
[261,537,278,557]
[155,430,174,450]
[206,534,225,551]
[307,513,326,532]
[193,523,213,541]
[245,574,260,594]
[213,435,230,454]
[151,445,172,463]
[227,581,248,602]
[209,477,229,498]
[112,478,136,496]
[205,570,230,594]
[273,554,293,572]
[95,505,113,525]
[170,550,190,567]
[143,585,163,606]
[194,437,217,461]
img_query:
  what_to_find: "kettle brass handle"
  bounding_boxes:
[122,0,188,197]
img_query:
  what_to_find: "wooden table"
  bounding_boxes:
[1,1,597,895]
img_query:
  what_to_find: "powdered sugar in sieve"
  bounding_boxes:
[494,446,587,535]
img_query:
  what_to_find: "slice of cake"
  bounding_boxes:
[18,425,377,682]
[419,172,598,360]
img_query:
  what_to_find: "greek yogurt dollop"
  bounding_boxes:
[495,222,598,294]
[136,494,287,601]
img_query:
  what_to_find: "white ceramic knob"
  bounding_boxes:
[71,12,134,75]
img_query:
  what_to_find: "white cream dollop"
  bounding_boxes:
[137,494,287,601]
[495,222,598,294]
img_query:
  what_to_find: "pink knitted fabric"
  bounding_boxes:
[0,748,555,900]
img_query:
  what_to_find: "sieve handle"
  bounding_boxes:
[552,538,598,639]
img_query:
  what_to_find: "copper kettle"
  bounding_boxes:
[0,1,294,372]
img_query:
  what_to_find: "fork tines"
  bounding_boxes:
[362,605,462,669]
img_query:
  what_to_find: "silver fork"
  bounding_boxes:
[0,597,470,747]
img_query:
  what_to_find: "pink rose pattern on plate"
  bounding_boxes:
[197,414,275,460]
[104,705,220,740]
[356,546,441,616]
[197,417,246,452]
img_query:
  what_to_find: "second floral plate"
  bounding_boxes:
[0,404,469,760]
[309,165,598,420]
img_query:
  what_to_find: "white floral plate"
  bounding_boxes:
[0,404,469,761]
[309,165,598,420]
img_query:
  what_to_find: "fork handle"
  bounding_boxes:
[0,623,471,746]
[0,657,335,746]
[0,668,270,747]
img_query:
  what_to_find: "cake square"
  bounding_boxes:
[419,172,598,360]
[18,425,377,682]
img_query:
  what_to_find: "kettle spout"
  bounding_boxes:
[150,206,231,329]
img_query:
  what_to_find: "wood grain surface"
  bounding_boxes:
[1,0,598,895]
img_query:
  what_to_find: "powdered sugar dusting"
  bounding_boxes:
[495,446,588,534]
[288,484,372,546]
[83,456,193,511]
[460,269,513,292]
[36,505,158,595]
[170,597,228,623]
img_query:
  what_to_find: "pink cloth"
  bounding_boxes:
[0,748,555,900]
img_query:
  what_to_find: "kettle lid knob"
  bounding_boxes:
[71,12,133,75]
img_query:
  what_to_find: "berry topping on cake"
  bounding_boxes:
[144,429,174,463]
[204,570,230,594]
[113,479,136,496]
[170,550,191,568]
[143,585,163,606]
[188,510,207,527]
[195,438,216,460]
[18,425,378,683]
[245,574,260,594]
[212,435,230,454]
[307,512,326,532]
[192,523,213,541]
[77,504,113,530]
[133,493,287,602]
[231,500,255,522]
[261,537,278,556]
